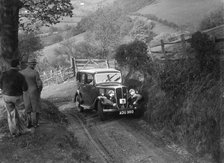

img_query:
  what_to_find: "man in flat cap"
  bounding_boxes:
[20,58,43,128]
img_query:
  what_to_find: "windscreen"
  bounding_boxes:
[95,72,122,84]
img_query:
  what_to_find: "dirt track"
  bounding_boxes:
[58,102,196,163]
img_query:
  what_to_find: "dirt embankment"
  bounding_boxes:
[0,95,91,163]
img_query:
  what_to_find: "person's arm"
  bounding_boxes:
[22,75,28,92]
[133,94,142,105]
[35,71,43,92]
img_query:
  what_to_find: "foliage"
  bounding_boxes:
[130,18,155,44]
[115,40,149,71]
[54,40,102,61]
[88,6,124,58]
[18,32,43,62]
[50,34,64,44]
[199,7,224,30]
[37,57,53,72]
[63,26,82,39]
[119,16,134,37]
[54,39,76,58]
[145,57,221,162]
[50,52,70,69]
[191,31,219,77]
[48,26,59,34]
[135,13,180,30]
[76,15,95,33]
[73,42,102,59]
[150,32,177,46]
[115,40,153,84]
[20,0,73,31]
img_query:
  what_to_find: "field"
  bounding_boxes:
[40,32,85,63]
[137,0,223,29]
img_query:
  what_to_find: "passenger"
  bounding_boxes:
[128,89,142,108]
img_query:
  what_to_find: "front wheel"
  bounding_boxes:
[97,101,106,121]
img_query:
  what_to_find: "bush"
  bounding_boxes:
[48,26,58,34]
[50,34,63,44]
[146,57,221,162]
[191,31,220,79]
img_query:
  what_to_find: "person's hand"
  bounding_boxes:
[133,101,136,105]
[113,103,116,107]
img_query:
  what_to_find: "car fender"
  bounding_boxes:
[74,90,83,103]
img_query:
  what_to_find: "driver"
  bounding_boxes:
[104,90,116,106]
[108,90,116,105]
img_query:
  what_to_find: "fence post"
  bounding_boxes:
[106,60,109,68]
[161,39,167,61]
[71,57,76,77]
[181,34,186,57]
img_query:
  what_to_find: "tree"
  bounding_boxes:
[129,18,155,44]
[191,31,219,78]
[0,0,23,65]
[74,42,102,59]
[85,6,124,58]
[54,40,102,59]
[19,0,73,31]
[115,40,151,82]
[0,0,73,66]
[54,39,76,59]
[18,32,43,62]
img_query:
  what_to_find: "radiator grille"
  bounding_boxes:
[116,87,128,109]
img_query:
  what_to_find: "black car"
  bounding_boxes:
[74,68,143,120]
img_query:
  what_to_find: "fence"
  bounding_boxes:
[149,24,224,61]
[71,58,116,73]
[40,67,74,86]
[41,59,116,86]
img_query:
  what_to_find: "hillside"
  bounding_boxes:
[137,0,223,29]
[40,33,85,63]
[51,0,116,29]
[40,0,224,63]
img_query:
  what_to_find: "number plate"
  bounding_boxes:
[119,98,126,104]
[119,110,134,115]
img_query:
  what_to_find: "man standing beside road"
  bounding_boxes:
[20,58,43,128]
[0,59,30,136]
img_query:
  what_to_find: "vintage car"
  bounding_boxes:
[74,68,144,120]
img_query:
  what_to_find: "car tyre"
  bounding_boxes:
[75,96,84,112]
[97,101,106,121]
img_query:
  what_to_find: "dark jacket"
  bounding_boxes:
[0,68,28,96]
[128,93,142,105]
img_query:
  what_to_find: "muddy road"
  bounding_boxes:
[57,102,195,163]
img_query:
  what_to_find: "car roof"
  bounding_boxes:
[78,68,120,74]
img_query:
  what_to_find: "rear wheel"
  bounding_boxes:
[97,101,106,121]
[75,96,84,112]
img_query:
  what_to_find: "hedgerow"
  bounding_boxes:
[115,31,221,162]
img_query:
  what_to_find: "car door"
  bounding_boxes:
[79,73,90,105]
[85,73,98,105]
